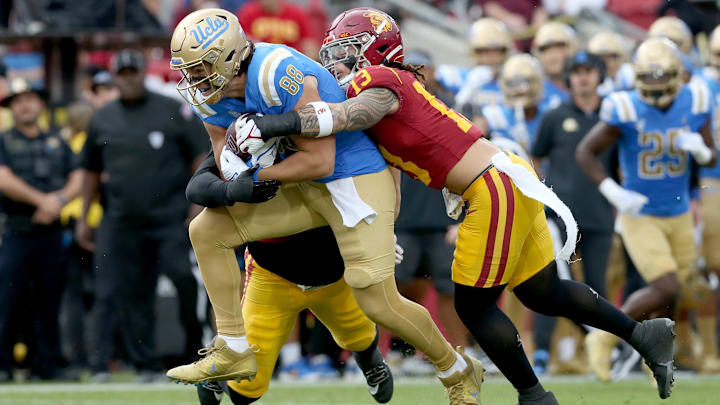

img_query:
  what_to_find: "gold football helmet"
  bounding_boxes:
[500,54,543,108]
[648,16,693,55]
[469,18,513,69]
[633,37,684,109]
[532,22,578,76]
[709,25,720,69]
[588,31,627,77]
[170,8,252,105]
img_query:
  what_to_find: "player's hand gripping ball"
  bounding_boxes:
[226,113,279,169]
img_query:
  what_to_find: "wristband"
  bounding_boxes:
[308,101,334,137]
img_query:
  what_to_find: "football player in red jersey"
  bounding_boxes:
[232,8,679,404]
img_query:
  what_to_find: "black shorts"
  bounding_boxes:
[394,230,454,294]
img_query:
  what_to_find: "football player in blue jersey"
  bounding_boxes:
[588,31,635,96]
[577,38,717,394]
[531,21,574,110]
[456,18,513,123]
[165,8,482,402]
[479,53,549,153]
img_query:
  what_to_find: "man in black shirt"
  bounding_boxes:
[530,52,614,372]
[76,50,209,381]
[0,79,82,381]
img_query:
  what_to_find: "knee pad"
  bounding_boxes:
[344,267,374,289]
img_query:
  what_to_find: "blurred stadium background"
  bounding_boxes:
[2,0,720,404]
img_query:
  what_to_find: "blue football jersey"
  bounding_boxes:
[435,64,469,95]
[600,82,711,216]
[540,79,568,111]
[456,66,503,109]
[701,75,720,179]
[191,43,386,183]
[481,103,548,151]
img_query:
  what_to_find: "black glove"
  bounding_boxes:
[226,166,281,203]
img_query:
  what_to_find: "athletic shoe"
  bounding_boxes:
[167,337,257,384]
[306,354,339,380]
[532,350,549,376]
[584,330,618,382]
[610,343,640,381]
[438,346,484,405]
[196,381,226,405]
[517,391,559,405]
[630,318,676,399]
[353,350,393,403]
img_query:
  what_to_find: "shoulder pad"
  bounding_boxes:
[257,47,295,108]
[606,91,637,123]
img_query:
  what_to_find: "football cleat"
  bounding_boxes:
[630,318,676,399]
[518,391,559,405]
[167,337,257,385]
[585,330,618,382]
[196,381,225,405]
[353,351,393,403]
[439,346,484,405]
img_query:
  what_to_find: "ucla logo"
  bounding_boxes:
[191,17,229,50]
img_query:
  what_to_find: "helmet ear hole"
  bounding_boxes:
[225,50,236,62]
[376,45,389,54]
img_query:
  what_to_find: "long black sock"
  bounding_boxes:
[353,332,382,372]
[455,283,541,391]
[515,263,637,341]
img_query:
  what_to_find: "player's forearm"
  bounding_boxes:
[186,154,231,208]
[57,169,83,202]
[258,88,398,141]
[575,145,609,185]
[257,149,334,182]
[0,166,45,207]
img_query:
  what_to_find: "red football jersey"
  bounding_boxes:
[346,66,484,190]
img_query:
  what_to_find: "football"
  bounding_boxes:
[224,114,252,161]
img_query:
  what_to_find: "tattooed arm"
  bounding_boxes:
[298,88,400,136]
[253,88,400,141]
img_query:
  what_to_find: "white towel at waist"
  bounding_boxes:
[325,177,377,227]
[491,152,578,262]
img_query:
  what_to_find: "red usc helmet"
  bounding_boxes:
[321,8,403,87]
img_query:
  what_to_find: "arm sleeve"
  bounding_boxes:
[531,112,554,158]
[80,116,103,172]
[185,151,231,208]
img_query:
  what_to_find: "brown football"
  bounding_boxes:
[225,115,252,161]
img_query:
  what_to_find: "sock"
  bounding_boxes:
[518,381,547,402]
[436,352,467,378]
[353,334,382,372]
[218,334,250,353]
[280,342,302,365]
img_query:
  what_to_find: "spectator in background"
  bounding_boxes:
[237,0,320,58]
[531,52,613,373]
[83,70,119,110]
[59,101,101,372]
[406,50,454,106]
[76,50,208,383]
[0,79,82,381]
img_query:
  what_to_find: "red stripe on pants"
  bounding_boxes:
[493,173,515,286]
[475,171,500,287]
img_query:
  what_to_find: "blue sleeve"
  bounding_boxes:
[599,96,622,127]
[191,104,233,129]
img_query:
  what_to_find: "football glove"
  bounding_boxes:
[226,166,280,204]
[220,145,250,181]
[234,114,266,156]
[675,131,713,165]
[394,234,404,265]
[599,178,648,216]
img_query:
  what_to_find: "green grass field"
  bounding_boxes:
[0,374,717,405]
